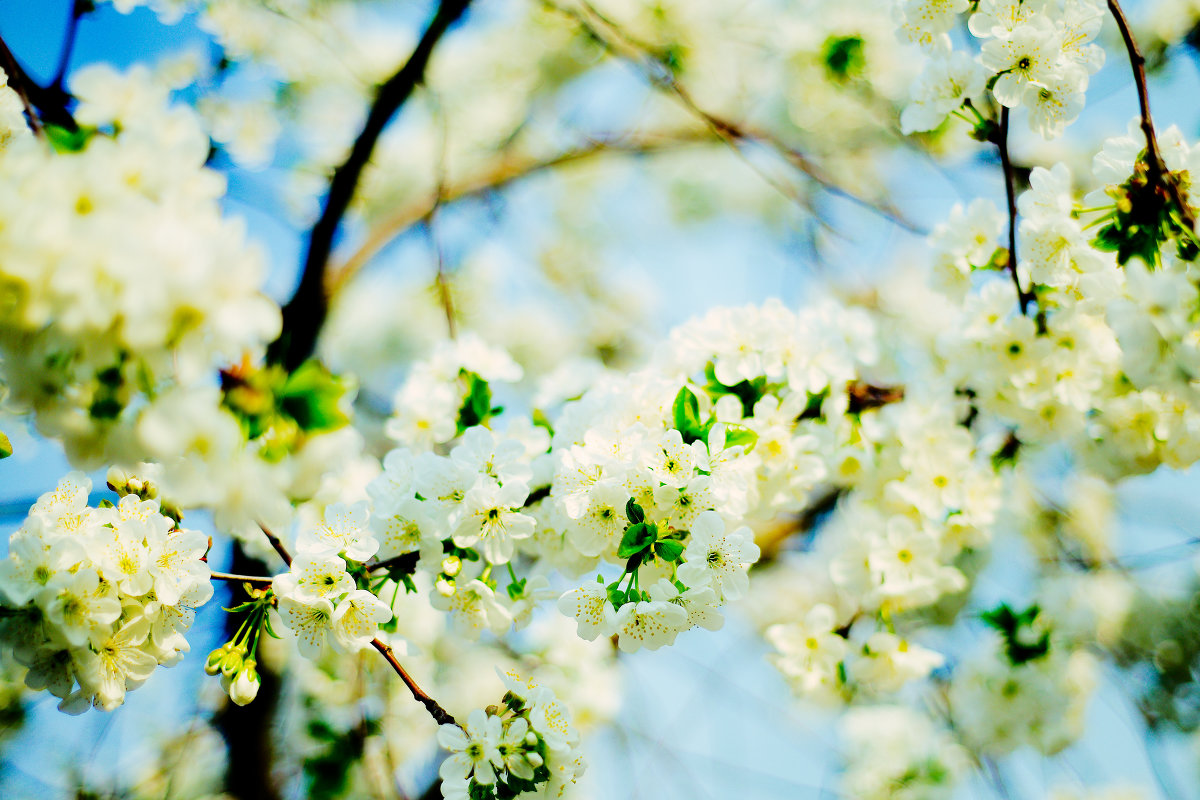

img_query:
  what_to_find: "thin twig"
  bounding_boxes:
[1108,0,1197,232]
[546,0,924,234]
[367,551,421,574]
[268,0,473,370]
[257,522,293,568]
[209,570,275,586]
[370,637,457,727]
[327,130,715,294]
[995,108,1033,315]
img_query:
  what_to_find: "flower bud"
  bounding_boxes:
[441,555,462,577]
[526,751,544,768]
[435,577,455,597]
[205,643,230,676]
[220,644,246,677]
[229,659,261,706]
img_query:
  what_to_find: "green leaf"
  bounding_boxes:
[821,35,865,80]
[280,360,352,433]
[722,424,758,452]
[672,385,703,437]
[654,539,684,562]
[44,123,92,153]
[457,372,493,430]
[625,498,645,525]
[617,522,655,558]
[0,431,15,459]
[981,602,1050,665]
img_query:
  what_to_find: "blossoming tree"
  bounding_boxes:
[2,0,1200,797]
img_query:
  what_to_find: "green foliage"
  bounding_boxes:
[280,360,353,433]
[458,371,502,432]
[44,123,92,153]
[981,602,1050,665]
[702,362,769,417]
[221,358,354,457]
[722,423,758,452]
[618,522,656,559]
[822,35,865,80]
[672,385,708,444]
[303,716,378,800]
[1091,160,1199,267]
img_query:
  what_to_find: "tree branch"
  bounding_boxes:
[327,129,716,295]
[0,27,76,133]
[268,0,473,371]
[1108,0,1197,233]
[0,30,43,137]
[994,108,1034,315]
[51,0,88,92]
[370,637,457,727]
[257,522,293,568]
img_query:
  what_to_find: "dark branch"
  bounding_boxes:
[0,26,76,132]
[370,637,457,727]
[268,0,473,370]
[994,108,1034,315]
[1108,0,1197,233]
[257,522,293,568]
[51,0,89,92]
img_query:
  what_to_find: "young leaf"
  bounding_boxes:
[654,539,684,562]
[617,522,655,558]
[626,497,645,525]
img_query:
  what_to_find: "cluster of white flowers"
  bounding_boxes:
[899,0,1106,138]
[0,63,279,466]
[386,333,524,451]
[271,502,393,657]
[438,670,584,800]
[0,473,212,712]
[839,704,968,799]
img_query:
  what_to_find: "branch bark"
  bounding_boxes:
[268,0,473,371]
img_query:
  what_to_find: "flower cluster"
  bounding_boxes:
[437,670,585,800]
[0,64,280,466]
[0,472,212,712]
[899,0,1106,138]
[271,502,393,657]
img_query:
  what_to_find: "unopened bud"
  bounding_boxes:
[205,644,230,676]
[220,644,246,677]
[441,555,462,577]
[229,659,261,706]
[435,577,456,597]
[105,466,129,494]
